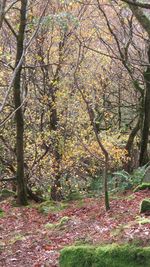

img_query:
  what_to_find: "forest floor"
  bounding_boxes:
[0,190,150,267]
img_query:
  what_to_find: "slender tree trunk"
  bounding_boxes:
[49,38,65,201]
[139,45,150,166]
[90,109,110,211]
[13,0,28,205]
[104,155,109,211]
[48,83,63,201]
[75,77,110,211]
[118,85,122,129]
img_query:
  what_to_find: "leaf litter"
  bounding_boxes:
[0,190,149,266]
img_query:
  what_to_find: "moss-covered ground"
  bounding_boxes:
[60,244,150,267]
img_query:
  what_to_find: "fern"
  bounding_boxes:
[112,164,150,192]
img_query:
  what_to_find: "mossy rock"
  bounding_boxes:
[59,244,150,267]
[45,216,70,229]
[38,201,68,214]
[140,199,150,213]
[134,183,150,192]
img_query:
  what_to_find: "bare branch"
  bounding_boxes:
[4,17,18,39]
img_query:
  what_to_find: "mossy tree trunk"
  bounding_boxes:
[139,46,150,166]
[49,38,66,201]
[13,0,28,205]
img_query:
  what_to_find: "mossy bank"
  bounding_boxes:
[59,244,150,267]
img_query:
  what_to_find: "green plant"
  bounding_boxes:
[112,170,132,191]
[112,165,150,192]
[88,176,103,192]
[131,164,149,185]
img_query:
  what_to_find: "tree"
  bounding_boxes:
[122,0,150,165]
[13,0,28,205]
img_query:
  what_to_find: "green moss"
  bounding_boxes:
[38,201,68,214]
[0,208,4,218]
[73,237,93,246]
[60,246,95,267]
[140,199,150,213]
[9,234,26,244]
[45,222,56,229]
[59,216,70,225]
[134,183,150,192]
[136,216,150,225]
[45,216,70,230]
[59,245,150,267]
[94,245,150,267]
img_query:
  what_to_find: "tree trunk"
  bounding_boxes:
[104,155,109,211]
[125,117,141,172]
[139,45,150,166]
[123,0,150,167]
[13,0,28,205]
[51,173,63,201]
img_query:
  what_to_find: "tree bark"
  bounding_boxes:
[13,0,28,205]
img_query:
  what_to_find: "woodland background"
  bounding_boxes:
[0,0,150,207]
